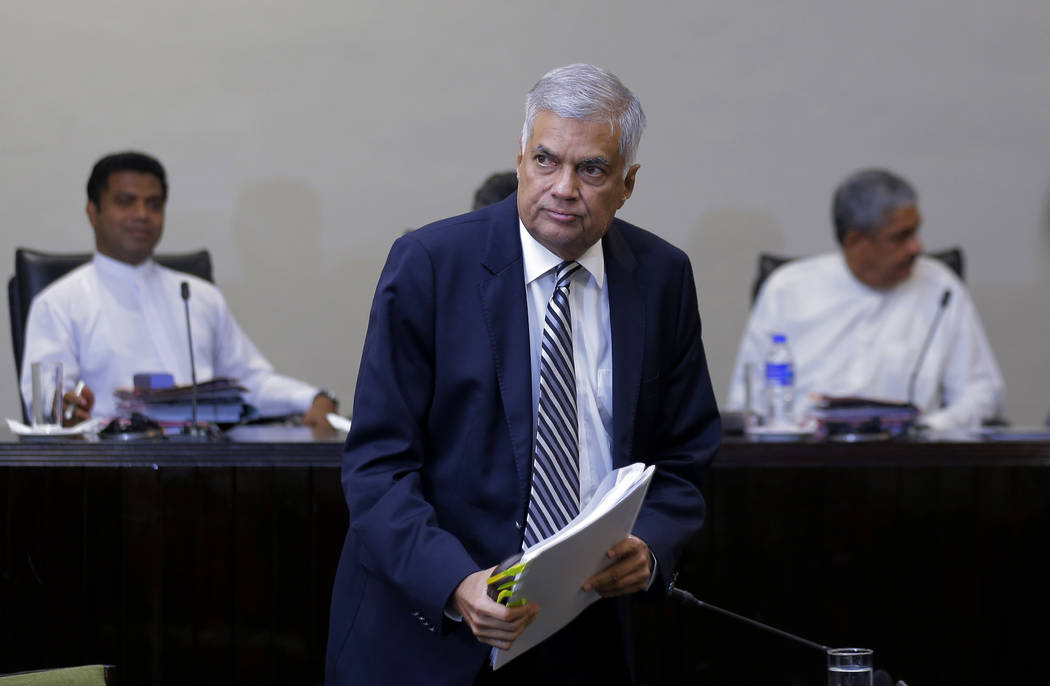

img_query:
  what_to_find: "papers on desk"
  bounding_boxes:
[489,462,655,670]
[114,378,248,424]
[6,417,106,437]
[325,412,352,433]
[115,377,246,403]
[810,395,918,439]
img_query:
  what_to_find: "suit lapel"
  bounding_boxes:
[604,223,643,467]
[478,195,533,504]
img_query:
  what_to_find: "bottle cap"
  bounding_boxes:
[771,333,787,343]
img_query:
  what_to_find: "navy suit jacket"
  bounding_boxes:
[326,193,721,685]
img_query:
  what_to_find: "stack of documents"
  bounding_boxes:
[114,378,247,424]
[489,462,655,669]
[810,395,918,439]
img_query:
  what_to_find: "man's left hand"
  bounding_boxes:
[301,393,338,429]
[581,534,651,597]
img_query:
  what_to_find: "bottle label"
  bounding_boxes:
[765,362,794,386]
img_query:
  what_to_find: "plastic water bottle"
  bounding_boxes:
[764,333,795,427]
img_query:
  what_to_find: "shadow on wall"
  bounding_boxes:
[223,178,367,402]
[1041,180,1050,255]
[687,207,784,401]
[974,180,1050,425]
[956,182,1050,426]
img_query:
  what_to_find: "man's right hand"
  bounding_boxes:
[62,385,95,426]
[452,566,539,650]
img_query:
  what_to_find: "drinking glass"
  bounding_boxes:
[31,360,63,428]
[827,647,873,686]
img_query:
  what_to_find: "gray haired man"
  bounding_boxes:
[728,168,1004,430]
[325,63,720,685]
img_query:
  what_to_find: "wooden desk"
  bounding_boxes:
[2,432,1048,685]
[645,436,1050,685]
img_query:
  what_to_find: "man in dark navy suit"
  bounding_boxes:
[326,63,721,685]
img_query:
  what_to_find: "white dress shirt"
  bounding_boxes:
[727,252,1005,431]
[20,252,319,419]
[519,221,613,510]
[446,224,647,623]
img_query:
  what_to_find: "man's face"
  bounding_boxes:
[845,204,923,290]
[516,111,639,261]
[87,170,165,265]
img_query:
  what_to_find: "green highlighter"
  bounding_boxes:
[485,552,529,607]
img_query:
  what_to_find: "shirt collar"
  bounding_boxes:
[836,251,900,296]
[92,251,157,280]
[518,219,605,288]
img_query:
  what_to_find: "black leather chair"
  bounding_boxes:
[750,247,965,303]
[8,248,213,417]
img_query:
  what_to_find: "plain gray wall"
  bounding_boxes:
[2,0,1048,425]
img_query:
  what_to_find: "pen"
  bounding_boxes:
[64,380,86,422]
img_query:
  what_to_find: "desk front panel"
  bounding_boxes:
[2,439,1048,685]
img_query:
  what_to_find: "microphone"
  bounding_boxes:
[668,586,829,652]
[906,289,952,407]
[670,585,908,685]
[181,281,201,437]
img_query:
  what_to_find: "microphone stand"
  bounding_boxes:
[668,586,829,652]
[669,586,908,685]
[170,281,217,442]
[907,289,952,408]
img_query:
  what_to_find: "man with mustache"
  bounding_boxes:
[728,168,1004,431]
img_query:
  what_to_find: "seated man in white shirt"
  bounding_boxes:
[20,151,337,426]
[727,168,1004,431]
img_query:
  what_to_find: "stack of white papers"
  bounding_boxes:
[491,462,655,669]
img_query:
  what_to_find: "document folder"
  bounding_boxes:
[488,462,655,669]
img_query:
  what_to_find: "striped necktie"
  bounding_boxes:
[523,260,583,549]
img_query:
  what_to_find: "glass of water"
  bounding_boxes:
[31,360,63,428]
[827,647,873,686]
